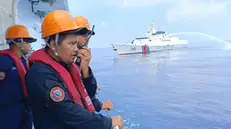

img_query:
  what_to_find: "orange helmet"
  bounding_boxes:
[41,10,86,39]
[74,16,95,35]
[5,24,37,43]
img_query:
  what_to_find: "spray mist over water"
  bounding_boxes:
[171,32,231,49]
[112,32,231,128]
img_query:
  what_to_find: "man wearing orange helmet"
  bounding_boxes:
[74,16,114,113]
[25,10,124,129]
[0,24,37,129]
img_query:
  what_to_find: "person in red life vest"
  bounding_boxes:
[0,24,37,129]
[25,10,124,129]
[74,16,113,112]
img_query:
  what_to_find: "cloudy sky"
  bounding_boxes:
[67,0,230,48]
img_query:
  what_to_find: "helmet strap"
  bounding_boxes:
[45,34,67,65]
[8,38,28,59]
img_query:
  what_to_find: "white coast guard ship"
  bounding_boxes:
[0,0,69,51]
[111,23,188,55]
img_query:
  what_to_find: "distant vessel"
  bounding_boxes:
[111,22,188,55]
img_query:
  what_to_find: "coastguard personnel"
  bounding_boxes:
[74,15,113,112]
[25,10,124,129]
[0,24,37,129]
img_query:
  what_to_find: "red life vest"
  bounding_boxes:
[28,49,95,112]
[0,49,29,97]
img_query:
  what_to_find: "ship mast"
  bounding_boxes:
[147,22,156,36]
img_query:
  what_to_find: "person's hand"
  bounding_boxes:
[97,84,101,90]
[78,48,91,77]
[111,116,124,129]
[101,100,113,110]
[78,48,91,67]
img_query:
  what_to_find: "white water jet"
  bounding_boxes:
[171,32,231,49]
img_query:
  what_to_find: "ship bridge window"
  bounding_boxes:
[135,37,149,40]
[152,31,166,35]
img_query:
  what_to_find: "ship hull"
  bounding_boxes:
[112,42,188,55]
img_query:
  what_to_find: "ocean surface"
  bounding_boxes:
[89,41,231,129]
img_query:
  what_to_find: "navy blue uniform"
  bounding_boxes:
[0,55,32,129]
[80,67,103,112]
[76,58,103,112]
[25,62,112,129]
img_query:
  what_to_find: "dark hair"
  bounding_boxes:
[44,29,86,49]
[45,31,72,49]
[8,38,26,47]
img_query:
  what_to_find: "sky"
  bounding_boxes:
[67,0,231,48]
